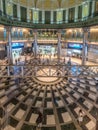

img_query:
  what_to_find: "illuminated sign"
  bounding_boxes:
[12,43,24,49]
[68,43,83,50]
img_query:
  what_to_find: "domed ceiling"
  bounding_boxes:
[12,0,83,10]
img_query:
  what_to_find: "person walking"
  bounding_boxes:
[78,109,84,125]
[36,104,44,128]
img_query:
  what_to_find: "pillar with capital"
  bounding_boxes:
[6,26,12,64]
[75,6,78,22]
[82,27,90,65]
[17,0,21,21]
[57,30,62,62]
[0,0,3,14]
[27,0,30,22]
[66,9,68,23]
[51,11,53,24]
[27,6,30,22]
[33,30,38,58]
[92,0,96,17]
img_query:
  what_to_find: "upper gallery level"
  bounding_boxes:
[0,0,98,28]
[0,25,98,46]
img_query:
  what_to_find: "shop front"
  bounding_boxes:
[67,42,83,59]
[38,45,57,56]
[12,42,24,64]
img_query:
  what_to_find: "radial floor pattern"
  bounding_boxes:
[0,61,98,130]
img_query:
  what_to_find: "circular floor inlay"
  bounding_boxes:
[37,77,58,82]
[36,67,59,82]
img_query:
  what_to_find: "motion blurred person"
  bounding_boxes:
[36,104,44,128]
[78,109,84,125]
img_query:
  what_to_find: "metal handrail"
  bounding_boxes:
[0,64,98,77]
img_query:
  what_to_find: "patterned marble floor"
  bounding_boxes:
[0,58,98,130]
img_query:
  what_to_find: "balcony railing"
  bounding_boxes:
[0,64,98,78]
[0,10,98,29]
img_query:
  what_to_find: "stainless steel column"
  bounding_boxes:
[33,30,38,58]
[57,30,61,62]
[82,27,90,65]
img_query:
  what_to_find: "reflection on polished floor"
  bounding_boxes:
[71,57,98,65]
[0,57,98,130]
